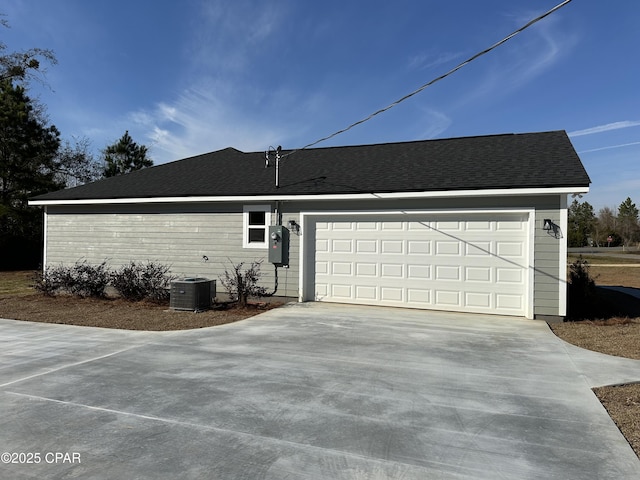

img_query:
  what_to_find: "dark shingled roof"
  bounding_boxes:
[31,131,590,202]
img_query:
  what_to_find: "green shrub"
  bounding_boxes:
[110,261,175,302]
[566,256,598,320]
[33,261,109,298]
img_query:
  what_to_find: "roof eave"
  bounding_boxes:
[29,185,590,207]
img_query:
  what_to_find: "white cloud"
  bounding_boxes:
[577,141,640,154]
[569,121,640,137]
[187,1,285,75]
[452,9,576,109]
[130,83,286,163]
[417,107,452,139]
[124,1,296,163]
[408,51,464,71]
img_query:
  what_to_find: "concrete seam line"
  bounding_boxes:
[4,391,462,473]
[0,345,145,388]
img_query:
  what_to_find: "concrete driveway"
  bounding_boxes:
[1,303,639,479]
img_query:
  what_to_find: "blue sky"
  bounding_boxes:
[3,0,639,211]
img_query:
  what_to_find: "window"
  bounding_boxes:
[243,205,271,248]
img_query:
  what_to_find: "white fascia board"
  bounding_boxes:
[29,186,590,207]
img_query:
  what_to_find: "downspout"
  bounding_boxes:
[42,206,48,270]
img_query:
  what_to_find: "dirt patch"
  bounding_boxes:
[0,294,280,331]
[549,317,640,360]
[593,384,640,459]
[550,318,640,459]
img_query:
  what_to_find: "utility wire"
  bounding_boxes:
[282,0,573,159]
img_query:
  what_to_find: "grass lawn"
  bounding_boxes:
[568,255,640,288]
[0,270,36,296]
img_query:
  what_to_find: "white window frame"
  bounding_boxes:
[243,205,271,249]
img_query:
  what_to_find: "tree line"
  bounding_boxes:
[568,197,639,248]
[1,16,152,268]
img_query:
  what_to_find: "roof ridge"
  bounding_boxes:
[243,130,567,155]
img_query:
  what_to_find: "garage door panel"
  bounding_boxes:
[381,240,403,254]
[496,268,523,284]
[436,241,461,256]
[466,241,492,256]
[435,265,461,281]
[312,213,529,316]
[316,239,329,252]
[316,261,329,275]
[356,221,377,230]
[332,239,353,253]
[355,285,377,300]
[408,288,431,304]
[466,267,491,282]
[332,222,354,230]
[331,284,352,298]
[436,290,461,306]
[436,221,462,232]
[331,262,352,276]
[497,294,523,310]
[466,292,492,308]
[381,287,403,302]
[497,241,523,257]
[382,221,404,230]
[465,220,493,231]
[356,263,377,276]
[497,220,526,231]
[381,263,403,278]
[316,283,328,298]
[356,239,377,253]
[408,240,431,254]
[408,264,431,280]
[407,221,433,230]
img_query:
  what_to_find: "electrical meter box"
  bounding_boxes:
[268,225,289,266]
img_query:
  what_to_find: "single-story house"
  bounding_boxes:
[30,130,590,320]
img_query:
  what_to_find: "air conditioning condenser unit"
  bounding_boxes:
[170,278,215,311]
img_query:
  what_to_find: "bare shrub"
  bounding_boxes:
[219,260,268,307]
[32,267,63,296]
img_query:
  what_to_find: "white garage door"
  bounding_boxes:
[312,213,530,316]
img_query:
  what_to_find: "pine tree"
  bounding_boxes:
[567,199,595,247]
[102,131,153,177]
[617,197,639,247]
[0,80,61,267]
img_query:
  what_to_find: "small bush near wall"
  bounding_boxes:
[33,261,110,298]
[33,260,175,302]
[567,256,602,320]
[219,260,269,308]
[110,261,176,302]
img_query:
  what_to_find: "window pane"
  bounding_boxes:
[248,228,265,243]
[249,211,266,226]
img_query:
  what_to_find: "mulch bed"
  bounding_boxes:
[0,294,279,331]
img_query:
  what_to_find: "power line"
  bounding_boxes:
[282,0,573,159]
